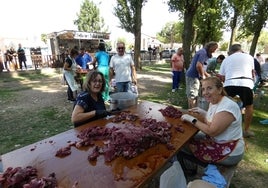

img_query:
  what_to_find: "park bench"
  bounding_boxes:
[178,150,238,188]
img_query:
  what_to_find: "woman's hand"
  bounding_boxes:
[188,107,207,117]
[181,114,197,125]
[95,110,110,118]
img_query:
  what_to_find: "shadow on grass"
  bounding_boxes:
[0,69,71,154]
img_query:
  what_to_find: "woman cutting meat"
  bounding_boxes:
[181,77,245,166]
[72,71,110,127]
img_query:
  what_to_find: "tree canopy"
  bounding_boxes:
[74,0,108,32]
[166,0,268,67]
[157,21,183,47]
[114,0,147,70]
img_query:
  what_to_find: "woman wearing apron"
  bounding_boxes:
[63,48,80,101]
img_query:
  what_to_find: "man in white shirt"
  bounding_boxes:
[109,42,137,92]
[218,44,255,138]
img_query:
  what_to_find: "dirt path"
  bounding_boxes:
[1,69,73,110]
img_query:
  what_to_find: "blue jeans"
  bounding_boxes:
[172,70,182,89]
[116,81,131,92]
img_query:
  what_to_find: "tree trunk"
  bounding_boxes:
[229,8,238,51]
[134,33,141,70]
[249,1,268,56]
[250,31,261,57]
[182,10,195,69]
[133,0,142,71]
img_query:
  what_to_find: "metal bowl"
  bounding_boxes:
[110,92,138,110]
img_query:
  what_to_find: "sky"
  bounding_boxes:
[0,0,179,41]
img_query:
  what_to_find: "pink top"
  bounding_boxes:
[171,53,184,71]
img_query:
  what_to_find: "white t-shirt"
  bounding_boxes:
[110,53,134,82]
[219,52,255,89]
[206,96,244,156]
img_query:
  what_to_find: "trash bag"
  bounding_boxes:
[160,160,187,188]
[187,179,216,188]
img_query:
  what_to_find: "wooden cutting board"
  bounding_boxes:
[2,101,198,188]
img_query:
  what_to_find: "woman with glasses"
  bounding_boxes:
[72,71,110,127]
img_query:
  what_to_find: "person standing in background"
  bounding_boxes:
[6,47,16,71]
[218,44,255,138]
[206,54,225,75]
[261,58,268,81]
[255,53,264,65]
[185,41,218,108]
[253,57,262,89]
[75,47,87,70]
[0,50,4,72]
[63,48,80,101]
[84,49,93,70]
[148,45,153,62]
[109,41,137,92]
[10,47,17,70]
[92,42,110,101]
[17,43,27,70]
[171,47,184,92]
[3,49,10,71]
[75,47,92,89]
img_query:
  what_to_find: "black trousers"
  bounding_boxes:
[19,59,27,69]
[67,85,74,100]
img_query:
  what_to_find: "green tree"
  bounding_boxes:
[194,0,227,45]
[219,41,229,51]
[114,0,147,70]
[41,34,47,44]
[239,0,268,56]
[157,21,183,47]
[74,0,108,32]
[257,30,268,53]
[168,0,202,68]
[226,0,254,50]
[168,0,268,66]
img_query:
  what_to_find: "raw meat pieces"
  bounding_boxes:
[159,105,183,118]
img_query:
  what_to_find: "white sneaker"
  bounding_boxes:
[172,89,175,92]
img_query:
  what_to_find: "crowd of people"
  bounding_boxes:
[1,39,264,187]
[68,41,257,168]
[170,47,184,92]
[165,42,266,187]
[0,44,27,72]
[64,41,137,127]
[181,42,267,139]
[67,41,263,144]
